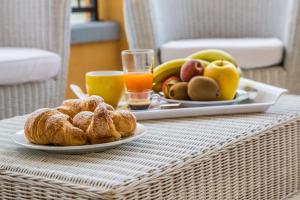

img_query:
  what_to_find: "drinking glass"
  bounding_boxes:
[122,49,154,92]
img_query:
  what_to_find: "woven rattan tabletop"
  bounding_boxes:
[1,95,300,199]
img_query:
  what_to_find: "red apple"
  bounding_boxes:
[162,76,180,98]
[180,60,204,82]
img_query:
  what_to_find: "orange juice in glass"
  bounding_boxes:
[124,72,153,92]
[122,49,154,110]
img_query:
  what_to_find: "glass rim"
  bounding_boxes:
[122,49,154,55]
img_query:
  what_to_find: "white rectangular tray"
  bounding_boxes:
[132,78,287,121]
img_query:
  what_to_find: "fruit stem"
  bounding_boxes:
[220,59,224,66]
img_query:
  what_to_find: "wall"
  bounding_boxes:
[66,0,128,99]
[99,0,128,51]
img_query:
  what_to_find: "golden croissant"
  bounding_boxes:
[57,95,114,118]
[24,108,88,146]
[24,97,137,146]
[109,110,137,137]
[73,104,137,144]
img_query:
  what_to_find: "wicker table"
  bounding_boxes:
[0,95,300,200]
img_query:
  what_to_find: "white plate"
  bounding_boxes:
[159,89,249,107]
[11,123,146,154]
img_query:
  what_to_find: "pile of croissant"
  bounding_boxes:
[24,96,137,146]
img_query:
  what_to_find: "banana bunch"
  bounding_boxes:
[188,49,238,66]
[153,49,240,92]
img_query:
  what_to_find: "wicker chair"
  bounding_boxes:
[0,0,71,119]
[124,0,300,94]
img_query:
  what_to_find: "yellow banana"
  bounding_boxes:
[188,49,238,67]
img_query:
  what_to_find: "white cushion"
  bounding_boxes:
[0,47,61,85]
[160,38,284,69]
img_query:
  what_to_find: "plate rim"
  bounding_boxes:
[12,123,146,151]
[158,89,249,105]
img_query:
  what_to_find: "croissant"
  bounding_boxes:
[25,96,137,146]
[87,104,121,144]
[57,95,114,118]
[24,108,88,146]
[73,104,137,143]
[109,110,137,137]
[72,111,94,132]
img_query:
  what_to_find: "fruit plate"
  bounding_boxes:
[158,89,249,107]
[131,78,288,120]
[11,123,146,154]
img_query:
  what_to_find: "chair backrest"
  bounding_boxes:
[0,0,70,55]
[150,0,293,44]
